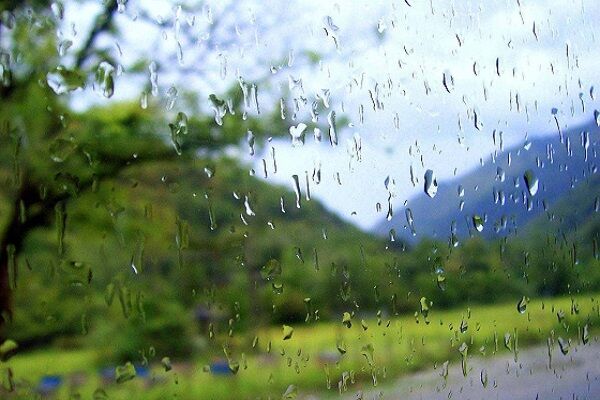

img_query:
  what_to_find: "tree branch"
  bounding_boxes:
[74,0,119,69]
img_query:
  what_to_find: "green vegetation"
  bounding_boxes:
[2,294,597,399]
[1,2,600,399]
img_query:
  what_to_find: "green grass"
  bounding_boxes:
[3,293,599,399]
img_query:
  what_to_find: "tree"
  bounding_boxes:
[0,0,289,338]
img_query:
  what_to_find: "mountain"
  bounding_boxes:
[523,171,600,255]
[373,120,600,244]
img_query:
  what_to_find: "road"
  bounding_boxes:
[338,340,600,400]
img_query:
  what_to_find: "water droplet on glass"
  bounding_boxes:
[442,71,454,93]
[282,384,298,399]
[472,215,484,232]
[460,318,468,333]
[140,91,148,109]
[424,169,438,198]
[47,66,85,94]
[165,86,178,110]
[517,296,528,314]
[282,325,294,340]
[95,61,115,98]
[115,362,136,383]
[557,337,570,355]
[261,259,281,281]
[435,267,446,291]
[243,196,255,216]
[406,208,416,236]
[419,297,430,320]
[480,369,488,387]
[342,312,352,328]
[51,2,64,19]
[149,61,159,96]
[168,112,188,155]
[582,324,590,344]
[161,357,172,371]
[327,111,338,146]
[292,175,301,208]
[289,123,307,147]
[523,169,539,196]
[57,39,73,56]
[209,94,227,125]
[458,342,468,377]
[247,130,255,156]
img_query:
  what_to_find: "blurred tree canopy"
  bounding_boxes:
[0,0,287,336]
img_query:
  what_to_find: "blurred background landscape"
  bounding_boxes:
[1,0,599,399]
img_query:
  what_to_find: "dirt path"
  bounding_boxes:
[338,339,600,400]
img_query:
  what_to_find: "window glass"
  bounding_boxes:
[1,1,599,399]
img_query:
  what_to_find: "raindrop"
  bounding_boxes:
[442,71,454,93]
[149,62,159,96]
[282,325,294,340]
[95,61,115,98]
[168,112,188,155]
[115,362,136,383]
[517,296,528,314]
[582,324,589,344]
[57,39,73,56]
[441,361,449,381]
[435,267,446,291]
[51,1,64,19]
[405,208,416,236]
[261,259,281,281]
[557,337,570,355]
[424,169,438,198]
[292,175,301,208]
[419,297,430,320]
[472,215,484,232]
[165,86,178,110]
[289,123,307,147]
[247,131,255,156]
[523,170,538,196]
[46,66,85,94]
[161,357,172,372]
[480,369,488,388]
[282,384,298,399]
[327,111,338,146]
[342,312,352,328]
[460,319,468,333]
[458,343,468,377]
[209,94,227,125]
[140,91,148,109]
[243,196,255,216]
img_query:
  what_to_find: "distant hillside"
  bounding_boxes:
[373,120,600,244]
[523,172,600,257]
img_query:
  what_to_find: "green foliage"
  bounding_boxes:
[3,293,598,399]
[2,5,600,400]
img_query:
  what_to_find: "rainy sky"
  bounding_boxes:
[62,0,600,229]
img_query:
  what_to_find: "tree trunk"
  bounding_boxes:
[0,183,55,340]
[0,200,22,340]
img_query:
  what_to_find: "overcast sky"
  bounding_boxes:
[62,0,600,229]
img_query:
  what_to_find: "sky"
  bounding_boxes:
[60,0,600,230]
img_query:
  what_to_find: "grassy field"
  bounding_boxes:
[2,293,599,399]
